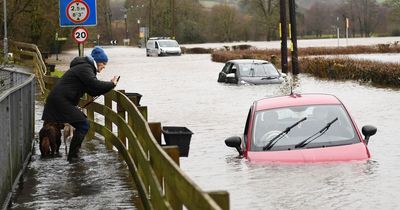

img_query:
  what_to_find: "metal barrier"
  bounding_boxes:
[0,67,35,209]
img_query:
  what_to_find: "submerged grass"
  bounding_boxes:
[300,57,400,87]
[211,43,400,63]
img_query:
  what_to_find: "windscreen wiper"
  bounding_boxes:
[261,76,278,80]
[263,117,307,151]
[295,117,338,148]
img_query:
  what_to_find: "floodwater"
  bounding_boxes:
[11,37,400,209]
[182,36,400,49]
[9,101,142,209]
[101,45,399,210]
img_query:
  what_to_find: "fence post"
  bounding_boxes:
[208,191,230,210]
[163,146,182,210]
[138,106,148,121]
[117,90,126,146]
[85,95,95,141]
[148,122,162,145]
[104,93,113,149]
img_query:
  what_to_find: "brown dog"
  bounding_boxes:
[39,122,63,157]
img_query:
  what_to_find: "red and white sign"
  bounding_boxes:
[66,0,90,24]
[72,27,89,43]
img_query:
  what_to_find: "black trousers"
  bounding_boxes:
[68,120,89,158]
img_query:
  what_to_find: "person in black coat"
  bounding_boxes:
[42,47,119,162]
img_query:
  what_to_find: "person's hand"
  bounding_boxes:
[111,76,120,85]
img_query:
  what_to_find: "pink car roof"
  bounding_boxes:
[254,94,342,111]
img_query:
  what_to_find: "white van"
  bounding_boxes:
[146,37,182,56]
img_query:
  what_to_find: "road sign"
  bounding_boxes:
[66,0,89,23]
[59,0,97,27]
[72,27,89,43]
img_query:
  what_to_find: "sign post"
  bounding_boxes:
[55,32,67,60]
[72,27,89,56]
[59,0,97,56]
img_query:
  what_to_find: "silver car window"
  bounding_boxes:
[158,40,179,47]
[239,63,279,77]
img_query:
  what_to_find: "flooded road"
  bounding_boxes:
[12,37,400,209]
[10,101,142,209]
[100,46,399,210]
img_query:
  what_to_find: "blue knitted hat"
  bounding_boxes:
[91,47,108,63]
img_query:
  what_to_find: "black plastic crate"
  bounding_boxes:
[162,126,193,157]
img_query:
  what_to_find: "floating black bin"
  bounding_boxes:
[162,126,193,157]
[123,92,142,106]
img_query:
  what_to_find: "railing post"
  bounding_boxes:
[126,95,141,106]
[163,146,182,210]
[208,191,230,210]
[104,92,113,149]
[127,114,135,157]
[138,106,148,121]
[117,90,127,146]
[148,122,162,145]
[86,95,95,141]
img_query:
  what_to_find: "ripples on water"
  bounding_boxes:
[16,47,400,210]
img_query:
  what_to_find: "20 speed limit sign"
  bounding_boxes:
[72,27,89,43]
[66,0,90,23]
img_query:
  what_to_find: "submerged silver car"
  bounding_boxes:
[217,59,285,85]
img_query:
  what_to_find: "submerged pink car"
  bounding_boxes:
[225,94,377,163]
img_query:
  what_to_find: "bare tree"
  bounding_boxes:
[345,0,382,37]
[304,2,333,37]
[208,4,237,42]
[240,0,280,41]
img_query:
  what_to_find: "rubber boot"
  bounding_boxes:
[67,131,86,163]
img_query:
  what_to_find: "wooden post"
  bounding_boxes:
[85,95,95,140]
[208,191,230,210]
[126,95,141,106]
[138,106,148,121]
[163,146,181,210]
[104,93,113,149]
[280,0,288,74]
[127,113,135,158]
[117,90,126,145]
[289,0,300,74]
[149,122,162,145]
